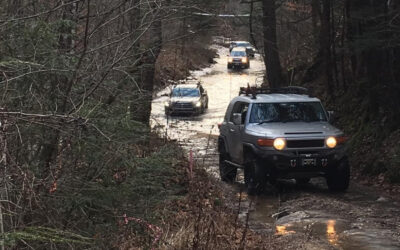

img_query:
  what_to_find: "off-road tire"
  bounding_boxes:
[326,157,350,192]
[296,178,310,185]
[244,154,266,195]
[219,143,237,182]
[227,64,232,69]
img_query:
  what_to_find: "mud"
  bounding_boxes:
[151,44,400,249]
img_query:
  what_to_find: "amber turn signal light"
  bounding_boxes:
[257,138,274,147]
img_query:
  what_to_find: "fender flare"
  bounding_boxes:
[242,142,258,156]
[218,136,229,154]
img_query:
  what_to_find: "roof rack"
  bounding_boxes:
[239,85,310,99]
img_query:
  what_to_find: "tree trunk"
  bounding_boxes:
[320,0,333,93]
[249,1,257,50]
[262,0,283,88]
[132,2,162,125]
[311,0,320,44]
[130,0,142,120]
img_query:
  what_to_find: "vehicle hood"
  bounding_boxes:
[246,122,342,137]
[170,96,200,103]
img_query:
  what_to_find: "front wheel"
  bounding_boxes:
[296,178,310,185]
[326,157,350,192]
[244,155,266,195]
[219,153,237,182]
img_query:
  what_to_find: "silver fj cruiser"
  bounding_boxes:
[218,86,350,194]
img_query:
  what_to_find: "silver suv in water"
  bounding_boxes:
[164,82,208,115]
[218,86,350,194]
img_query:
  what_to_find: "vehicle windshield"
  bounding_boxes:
[249,102,327,123]
[230,51,246,57]
[236,42,250,47]
[171,88,200,97]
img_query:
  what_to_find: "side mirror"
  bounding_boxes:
[327,111,335,123]
[232,113,242,125]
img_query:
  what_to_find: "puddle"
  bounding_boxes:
[274,210,400,249]
[341,229,400,250]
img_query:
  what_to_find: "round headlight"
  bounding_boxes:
[241,57,247,63]
[326,136,337,148]
[273,138,286,150]
[164,101,170,107]
[195,101,201,107]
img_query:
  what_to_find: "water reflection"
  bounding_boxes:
[275,225,295,235]
[327,220,339,246]
[236,192,248,200]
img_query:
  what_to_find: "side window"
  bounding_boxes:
[230,102,249,123]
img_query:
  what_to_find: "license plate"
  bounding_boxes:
[302,158,316,166]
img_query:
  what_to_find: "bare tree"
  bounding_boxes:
[262,0,283,88]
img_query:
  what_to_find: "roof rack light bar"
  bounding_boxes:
[239,86,310,99]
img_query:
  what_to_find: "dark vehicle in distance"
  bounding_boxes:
[227,47,250,70]
[164,82,208,115]
[218,86,350,195]
[229,41,256,57]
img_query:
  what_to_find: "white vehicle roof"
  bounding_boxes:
[232,41,250,44]
[234,93,321,103]
[231,47,247,52]
[174,84,199,89]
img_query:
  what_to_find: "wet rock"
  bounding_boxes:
[276,211,309,225]
[272,210,290,220]
[351,222,364,229]
[376,196,389,202]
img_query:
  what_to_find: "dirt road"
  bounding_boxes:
[151,45,400,250]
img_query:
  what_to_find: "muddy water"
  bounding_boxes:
[151,45,265,170]
[151,45,400,249]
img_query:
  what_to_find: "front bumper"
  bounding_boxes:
[228,61,248,68]
[165,103,201,114]
[253,147,346,178]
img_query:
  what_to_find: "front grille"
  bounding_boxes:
[173,102,193,109]
[286,139,324,148]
